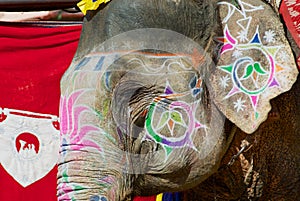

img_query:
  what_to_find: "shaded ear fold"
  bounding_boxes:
[210,0,298,134]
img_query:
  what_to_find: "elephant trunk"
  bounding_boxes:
[57,133,133,200]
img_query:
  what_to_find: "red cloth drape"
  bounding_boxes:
[280,0,300,69]
[133,196,157,201]
[280,1,300,49]
[0,22,81,201]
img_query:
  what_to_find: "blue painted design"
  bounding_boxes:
[104,72,111,90]
[189,75,202,97]
[250,33,261,44]
[193,88,202,96]
[75,57,91,70]
[94,56,105,71]
[189,76,197,88]
[89,195,107,201]
[232,57,252,89]
[61,138,68,156]
[90,195,100,201]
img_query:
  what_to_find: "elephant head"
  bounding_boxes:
[57,0,299,200]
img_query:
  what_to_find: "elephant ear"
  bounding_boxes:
[211,0,299,134]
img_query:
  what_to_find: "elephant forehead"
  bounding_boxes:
[62,51,210,93]
[106,53,199,90]
[106,52,193,73]
[211,0,299,134]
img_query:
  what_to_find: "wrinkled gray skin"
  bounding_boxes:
[58,0,300,200]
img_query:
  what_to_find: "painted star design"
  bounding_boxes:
[263,30,276,43]
[219,27,282,117]
[232,49,243,58]
[237,30,249,42]
[219,75,230,89]
[234,97,246,112]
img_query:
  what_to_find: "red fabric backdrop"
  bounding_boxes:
[0,23,81,201]
[280,0,300,69]
[280,1,300,49]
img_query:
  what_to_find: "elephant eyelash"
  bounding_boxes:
[128,85,158,105]
[129,90,175,127]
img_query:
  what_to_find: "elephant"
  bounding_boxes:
[57,0,299,200]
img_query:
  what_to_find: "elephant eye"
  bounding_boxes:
[128,85,165,127]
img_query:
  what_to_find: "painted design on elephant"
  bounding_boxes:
[58,169,109,201]
[57,168,88,200]
[72,50,202,74]
[144,76,205,155]
[59,89,110,201]
[125,54,194,73]
[81,51,209,156]
[219,0,264,25]
[216,0,288,122]
[90,195,108,201]
[95,176,119,201]
[68,51,213,157]
[73,54,112,72]
[219,25,283,119]
[60,89,102,153]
